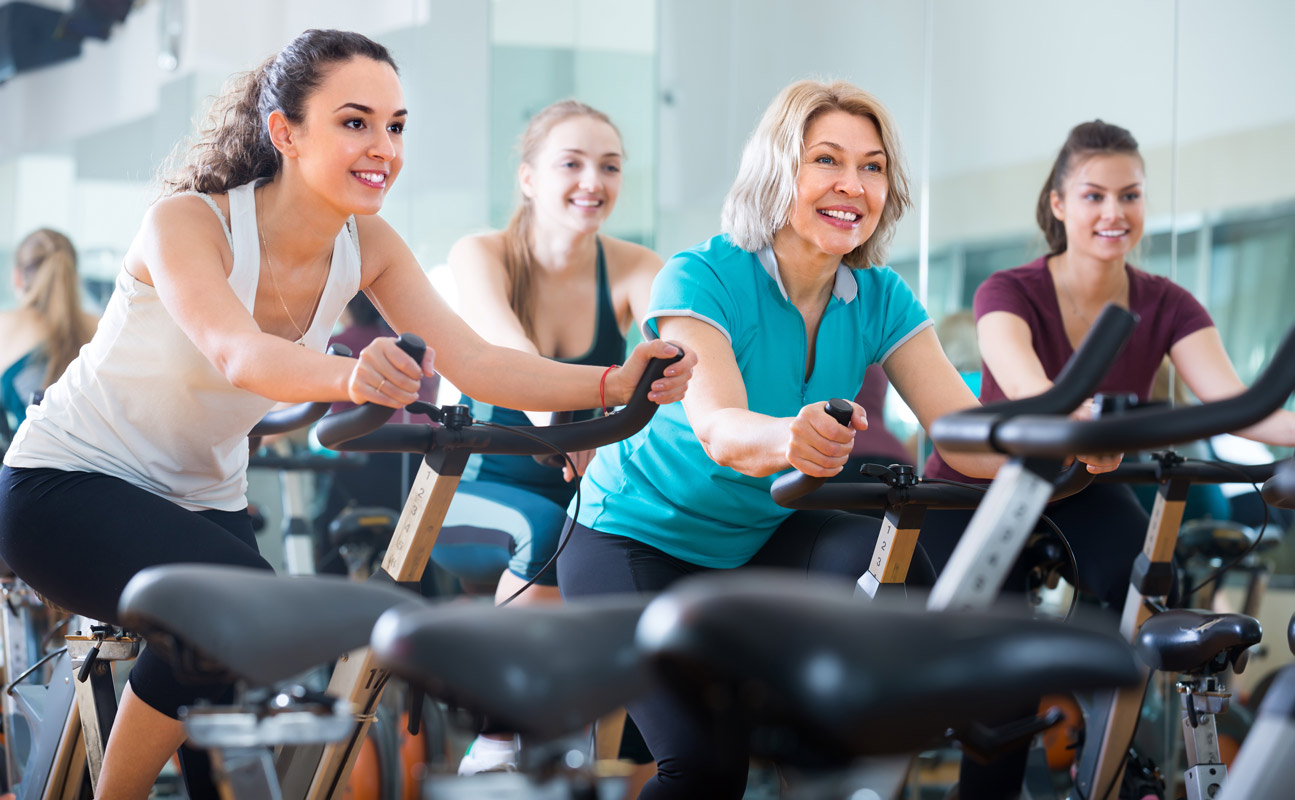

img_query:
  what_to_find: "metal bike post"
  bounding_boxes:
[927,458,1060,612]
[1075,477,1188,800]
[66,630,139,794]
[278,449,469,800]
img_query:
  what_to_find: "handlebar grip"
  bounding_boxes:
[248,343,354,437]
[825,398,853,428]
[394,333,425,365]
[769,399,856,504]
[929,304,1138,453]
[1261,459,1295,510]
[525,350,683,454]
[315,334,427,449]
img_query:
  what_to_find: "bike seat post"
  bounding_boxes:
[1177,676,1229,800]
[66,624,141,793]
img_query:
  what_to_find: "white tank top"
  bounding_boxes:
[4,181,361,511]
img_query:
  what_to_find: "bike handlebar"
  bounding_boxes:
[315,338,685,456]
[771,457,1093,511]
[1090,458,1276,486]
[247,343,353,437]
[928,304,1139,453]
[984,323,1295,457]
[1262,459,1295,510]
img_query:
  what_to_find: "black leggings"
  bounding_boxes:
[557,511,935,800]
[0,465,274,799]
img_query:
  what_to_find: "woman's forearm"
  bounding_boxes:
[693,408,794,477]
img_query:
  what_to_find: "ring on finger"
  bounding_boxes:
[377,378,387,393]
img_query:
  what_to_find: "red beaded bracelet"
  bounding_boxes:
[600,364,620,415]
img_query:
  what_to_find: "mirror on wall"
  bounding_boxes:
[0,0,1291,564]
[488,0,658,248]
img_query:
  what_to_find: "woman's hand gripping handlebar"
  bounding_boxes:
[771,399,1093,510]
[929,303,1139,455]
[249,343,353,437]
[315,334,687,457]
[983,321,1295,458]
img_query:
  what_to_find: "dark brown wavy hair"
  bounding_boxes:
[159,29,397,196]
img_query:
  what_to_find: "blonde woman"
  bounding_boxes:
[558,80,1004,799]
[0,229,97,433]
[430,99,663,775]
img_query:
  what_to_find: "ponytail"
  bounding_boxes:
[14,229,94,386]
[502,203,539,339]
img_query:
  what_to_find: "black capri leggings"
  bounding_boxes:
[558,510,935,800]
[0,465,274,799]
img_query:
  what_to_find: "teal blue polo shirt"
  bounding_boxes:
[574,234,931,567]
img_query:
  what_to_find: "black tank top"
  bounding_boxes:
[462,238,627,506]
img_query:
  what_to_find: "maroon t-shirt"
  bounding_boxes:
[926,256,1214,481]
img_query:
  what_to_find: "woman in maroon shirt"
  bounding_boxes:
[921,119,1295,799]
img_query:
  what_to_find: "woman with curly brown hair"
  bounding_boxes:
[0,29,693,800]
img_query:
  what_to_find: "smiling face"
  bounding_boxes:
[774,109,889,265]
[276,56,407,216]
[1050,152,1146,263]
[519,115,623,235]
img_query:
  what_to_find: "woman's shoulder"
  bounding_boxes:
[994,255,1049,281]
[600,235,663,279]
[146,191,232,238]
[663,233,752,271]
[445,229,507,267]
[1128,264,1188,294]
[976,255,1050,296]
[1127,265,1207,312]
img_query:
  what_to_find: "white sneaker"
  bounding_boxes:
[458,735,518,775]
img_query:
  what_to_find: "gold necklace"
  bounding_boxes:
[1056,258,1126,326]
[257,193,329,345]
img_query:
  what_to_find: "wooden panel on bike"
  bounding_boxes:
[380,452,469,582]
[305,451,469,800]
[1144,478,1188,564]
[868,506,926,585]
[1081,478,1188,799]
[594,708,628,762]
[306,646,387,800]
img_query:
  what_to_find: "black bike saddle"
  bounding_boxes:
[371,595,651,741]
[1176,519,1271,561]
[637,571,1142,761]
[1135,608,1262,676]
[329,506,399,551]
[119,565,417,686]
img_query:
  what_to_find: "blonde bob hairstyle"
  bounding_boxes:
[721,79,911,269]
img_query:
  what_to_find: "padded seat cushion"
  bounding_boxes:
[1135,609,1262,675]
[119,565,417,686]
